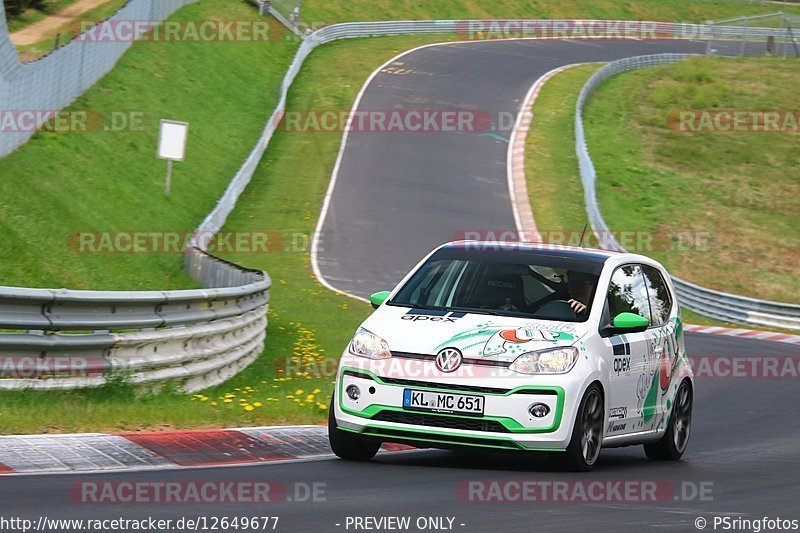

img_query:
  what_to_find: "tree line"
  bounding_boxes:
[4,0,58,19]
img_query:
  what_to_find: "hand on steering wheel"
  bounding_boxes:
[568,299,587,314]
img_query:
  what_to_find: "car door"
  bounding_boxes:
[640,264,678,432]
[600,264,655,436]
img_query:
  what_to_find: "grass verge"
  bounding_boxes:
[0,34,461,434]
[302,0,800,24]
[0,0,297,290]
[585,57,800,304]
[525,64,599,237]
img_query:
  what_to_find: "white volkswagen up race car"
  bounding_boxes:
[328,242,693,471]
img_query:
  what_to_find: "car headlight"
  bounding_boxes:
[509,347,578,375]
[348,327,392,360]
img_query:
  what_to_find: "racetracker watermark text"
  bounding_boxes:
[456,20,662,40]
[275,109,500,133]
[279,356,800,380]
[76,20,278,42]
[70,480,325,504]
[669,110,800,134]
[459,480,713,502]
[0,356,106,379]
[452,230,714,252]
[0,110,145,133]
[68,231,311,254]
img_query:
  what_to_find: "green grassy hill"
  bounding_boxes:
[0,0,296,289]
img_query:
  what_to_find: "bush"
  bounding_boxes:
[4,0,27,17]
[3,0,58,18]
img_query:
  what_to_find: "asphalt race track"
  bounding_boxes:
[315,38,750,298]
[3,39,799,532]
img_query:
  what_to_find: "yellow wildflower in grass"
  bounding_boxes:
[223,399,233,403]
[210,402,218,406]
[306,394,315,402]
[253,402,262,407]
[244,405,254,411]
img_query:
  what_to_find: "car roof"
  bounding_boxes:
[442,240,619,264]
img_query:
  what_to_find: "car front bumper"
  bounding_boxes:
[333,353,589,452]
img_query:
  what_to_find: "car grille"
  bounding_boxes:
[361,427,519,450]
[344,370,559,397]
[373,410,510,433]
[377,376,511,395]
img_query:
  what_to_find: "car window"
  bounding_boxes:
[641,265,673,326]
[604,264,652,326]
[389,252,601,322]
[405,259,466,307]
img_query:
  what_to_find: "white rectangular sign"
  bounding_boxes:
[157,120,188,161]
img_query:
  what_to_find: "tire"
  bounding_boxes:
[328,392,381,461]
[563,384,604,472]
[644,380,692,461]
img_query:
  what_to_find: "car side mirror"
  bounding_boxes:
[369,291,391,309]
[601,312,649,337]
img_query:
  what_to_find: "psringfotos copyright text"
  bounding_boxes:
[696,516,799,532]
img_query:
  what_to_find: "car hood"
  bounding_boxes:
[362,305,589,364]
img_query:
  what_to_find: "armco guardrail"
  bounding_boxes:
[0,0,195,157]
[0,249,269,391]
[575,53,800,330]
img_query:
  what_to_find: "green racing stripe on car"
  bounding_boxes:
[433,327,496,352]
[642,367,660,424]
[338,366,565,434]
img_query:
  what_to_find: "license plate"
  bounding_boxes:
[402,389,484,416]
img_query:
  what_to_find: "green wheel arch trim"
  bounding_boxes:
[337,366,565,434]
[339,425,565,453]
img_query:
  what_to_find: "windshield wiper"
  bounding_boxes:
[448,306,542,319]
[388,302,531,319]
[446,306,505,317]
[386,301,446,312]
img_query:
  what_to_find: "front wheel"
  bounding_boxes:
[644,380,692,461]
[328,392,381,461]
[563,384,604,471]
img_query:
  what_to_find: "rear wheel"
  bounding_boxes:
[644,380,692,461]
[564,384,604,471]
[328,392,381,461]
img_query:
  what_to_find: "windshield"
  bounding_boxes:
[390,247,603,322]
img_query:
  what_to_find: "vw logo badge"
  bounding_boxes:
[435,348,463,373]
